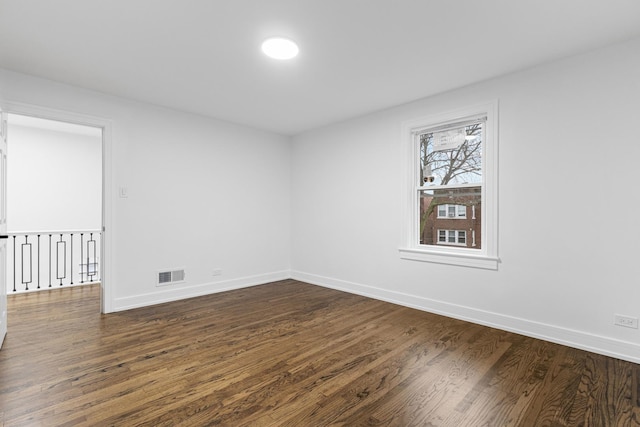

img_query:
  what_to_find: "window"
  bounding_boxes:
[438,230,466,245]
[399,102,499,269]
[437,204,466,219]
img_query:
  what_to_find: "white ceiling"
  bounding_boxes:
[1,1,639,136]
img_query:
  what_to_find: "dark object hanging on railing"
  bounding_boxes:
[7,230,101,293]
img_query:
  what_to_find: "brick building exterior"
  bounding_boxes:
[419,186,482,249]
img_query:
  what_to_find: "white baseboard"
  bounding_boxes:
[112,270,291,312]
[291,270,640,364]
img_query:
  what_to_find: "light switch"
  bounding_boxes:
[119,187,128,198]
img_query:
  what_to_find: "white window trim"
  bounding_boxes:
[399,101,499,270]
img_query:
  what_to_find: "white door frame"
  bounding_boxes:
[1,108,8,347]
[1,101,114,313]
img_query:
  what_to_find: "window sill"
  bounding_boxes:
[399,247,499,270]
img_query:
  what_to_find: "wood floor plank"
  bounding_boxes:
[570,354,640,427]
[1,280,639,426]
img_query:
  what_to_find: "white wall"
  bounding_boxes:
[0,69,292,310]
[7,122,102,231]
[291,37,640,362]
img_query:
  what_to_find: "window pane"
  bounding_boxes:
[419,123,483,187]
[418,187,481,249]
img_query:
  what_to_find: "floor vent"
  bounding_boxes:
[157,269,185,286]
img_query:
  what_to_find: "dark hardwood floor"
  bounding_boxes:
[0,280,638,426]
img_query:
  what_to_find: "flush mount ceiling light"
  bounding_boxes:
[261,37,299,60]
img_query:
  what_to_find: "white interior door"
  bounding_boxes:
[0,109,8,348]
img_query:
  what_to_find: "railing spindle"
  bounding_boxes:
[12,235,16,292]
[70,233,74,285]
[48,234,52,288]
[80,233,84,284]
[37,234,41,289]
[21,235,33,291]
[57,234,65,286]
[88,233,97,282]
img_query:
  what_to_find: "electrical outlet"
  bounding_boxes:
[614,314,638,329]
[212,269,222,276]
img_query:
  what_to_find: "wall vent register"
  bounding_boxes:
[157,269,185,286]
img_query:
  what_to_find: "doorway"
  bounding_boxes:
[6,113,102,294]
[1,102,112,316]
